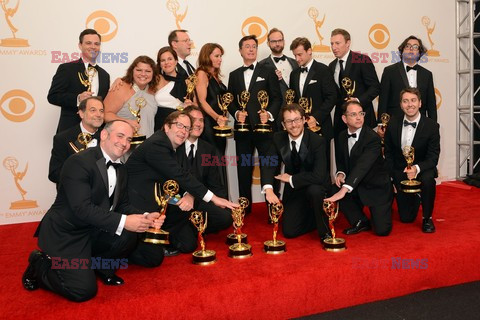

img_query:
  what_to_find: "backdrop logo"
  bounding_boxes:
[0,0,29,47]
[435,88,442,109]
[241,16,268,45]
[0,89,35,122]
[422,16,440,57]
[368,23,390,49]
[167,0,188,29]
[308,7,330,52]
[3,156,38,210]
[85,10,118,42]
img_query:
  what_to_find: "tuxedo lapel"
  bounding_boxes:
[298,132,309,163]
[248,64,261,92]
[411,116,425,149]
[96,157,108,191]
[303,64,315,97]
[344,52,353,76]
[396,62,409,88]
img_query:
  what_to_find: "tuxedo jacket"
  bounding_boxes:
[48,124,101,184]
[328,51,380,128]
[259,55,299,102]
[289,60,337,141]
[384,115,440,183]
[264,129,330,200]
[378,62,437,122]
[126,130,208,212]
[227,62,282,135]
[47,59,110,133]
[37,146,136,258]
[176,138,227,199]
[335,127,392,206]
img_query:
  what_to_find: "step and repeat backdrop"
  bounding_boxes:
[0,0,454,224]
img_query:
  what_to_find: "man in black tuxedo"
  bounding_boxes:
[176,106,232,233]
[227,34,282,212]
[22,120,165,302]
[328,28,380,141]
[384,88,440,233]
[325,101,392,236]
[168,29,195,79]
[264,104,331,241]
[48,96,104,184]
[127,111,237,254]
[48,29,110,133]
[289,37,337,168]
[378,35,437,130]
[259,28,299,109]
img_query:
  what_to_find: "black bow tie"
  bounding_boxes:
[300,67,308,73]
[403,120,417,128]
[107,160,122,169]
[242,64,254,72]
[273,55,286,63]
[88,64,98,70]
[347,133,357,138]
[406,65,418,72]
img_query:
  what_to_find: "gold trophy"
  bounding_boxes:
[228,197,252,258]
[264,202,286,254]
[234,90,251,132]
[142,180,179,245]
[299,97,321,133]
[183,74,198,107]
[422,16,440,57]
[69,132,93,153]
[341,77,356,100]
[190,211,216,265]
[379,113,390,146]
[0,0,29,47]
[3,157,38,209]
[400,146,422,193]
[285,89,295,105]
[78,66,97,92]
[213,92,234,137]
[254,90,272,133]
[226,197,249,245]
[322,200,346,252]
[129,97,147,145]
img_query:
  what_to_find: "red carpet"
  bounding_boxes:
[2,182,480,319]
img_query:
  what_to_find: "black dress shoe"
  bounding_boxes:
[422,218,436,233]
[343,220,371,235]
[97,273,124,286]
[22,250,44,291]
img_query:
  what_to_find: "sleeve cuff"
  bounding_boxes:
[115,214,127,236]
[289,175,294,188]
[203,190,213,202]
[261,184,273,194]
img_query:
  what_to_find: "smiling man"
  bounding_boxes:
[48,29,110,133]
[126,110,237,255]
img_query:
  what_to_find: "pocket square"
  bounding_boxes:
[309,79,317,85]
[256,77,265,82]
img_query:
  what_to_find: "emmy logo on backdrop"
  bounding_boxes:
[422,16,440,57]
[69,132,93,153]
[234,90,251,132]
[228,197,252,258]
[0,0,29,47]
[213,92,234,137]
[254,90,272,133]
[264,202,286,254]
[142,180,179,245]
[190,211,216,265]
[400,146,422,193]
[166,0,195,49]
[308,7,329,52]
[322,200,346,252]
[3,156,38,209]
[299,97,321,134]
[128,97,147,145]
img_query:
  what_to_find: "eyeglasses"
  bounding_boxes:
[346,111,366,118]
[269,39,284,44]
[171,122,192,132]
[243,44,257,49]
[174,39,192,44]
[283,117,303,126]
[404,44,420,51]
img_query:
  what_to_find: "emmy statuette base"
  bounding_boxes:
[263,240,286,254]
[9,200,38,210]
[254,123,272,133]
[323,237,347,252]
[192,250,217,265]
[400,179,422,193]
[130,134,146,145]
[213,125,233,137]
[226,233,248,245]
[0,38,29,47]
[228,243,253,259]
[308,126,321,134]
[234,123,250,132]
[142,228,170,245]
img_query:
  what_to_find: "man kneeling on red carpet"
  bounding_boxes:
[22,120,165,302]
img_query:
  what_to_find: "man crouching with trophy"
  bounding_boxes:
[384,88,440,233]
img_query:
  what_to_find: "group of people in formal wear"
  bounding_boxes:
[22,26,440,302]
